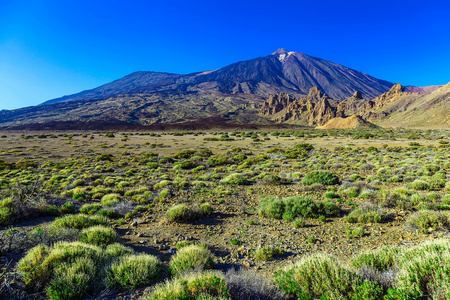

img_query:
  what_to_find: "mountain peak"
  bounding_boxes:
[272,48,289,55]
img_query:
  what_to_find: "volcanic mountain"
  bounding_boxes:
[0,49,446,129]
[44,49,394,105]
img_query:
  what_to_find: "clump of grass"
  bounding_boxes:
[274,254,363,299]
[302,170,339,186]
[221,173,248,185]
[166,204,211,222]
[18,241,103,289]
[410,179,430,191]
[79,225,117,247]
[346,227,364,239]
[60,201,75,214]
[105,254,162,290]
[352,247,400,271]
[101,193,121,206]
[292,217,306,228]
[406,210,449,233]
[168,245,214,276]
[255,246,284,261]
[45,257,96,300]
[80,203,102,215]
[159,188,171,198]
[345,204,386,224]
[148,271,229,300]
[52,214,109,229]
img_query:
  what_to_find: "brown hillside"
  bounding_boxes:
[316,115,378,129]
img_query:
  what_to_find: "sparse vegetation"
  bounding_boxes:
[1,128,450,299]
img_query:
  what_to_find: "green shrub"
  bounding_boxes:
[349,280,384,300]
[106,254,162,290]
[406,210,449,233]
[394,252,450,299]
[166,204,208,222]
[159,188,171,198]
[345,204,386,224]
[200,203,213,216]
[221,173,248,185]
[0,198,14,225]
[352,247,400,271]
[168,245,214,276]
[101,193,121,206]
[153,180,173,190]
[259,197,284,219]
[261,174,282,185]
[46,257,96,300]
[274,254,361,299]
[80,203,102,215]
[260,196,340,220]
[60,201,75,214]
[148,271,229,300]
[105,243,134,257]
[302,170,339,186]
[410,180,430,191]
[255,246,284,261]
[52,214,109,229]
[79,225,117,247]
[292,217,306,228]
[347,227,364,239]
[45,205,61,217]
[18,242,103,288]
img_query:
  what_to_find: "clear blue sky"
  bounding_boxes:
[1,0,449,110]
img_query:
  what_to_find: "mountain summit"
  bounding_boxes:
[44,49,394,105]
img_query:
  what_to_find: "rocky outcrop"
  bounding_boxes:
[261,86,338,126]
[259,93,295,115]
[371,83,405,109]
[336,91,367,117]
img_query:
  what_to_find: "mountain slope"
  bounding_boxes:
[44,71,182,104]
[43,49,395,106]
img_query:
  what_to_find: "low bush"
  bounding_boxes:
[18,241,103,289]
[101,193,121,207]
[105,254,162,290]
[260,196,340,220]
[274,254,364,299]
[45,257,96,299]
[79,225,117,247]
[166,204,210,222]
[52,214,109,229]
[105,243,134,257]
[406,210,449,233]
[148,271,229,300]
[347,227,364,239]
[302,170,339,186]
[352,247,400,271]
[345,204,386,224]
[292,217,306,228]
[60,201,75,214]
[221,173,248,185]
[168,245,214,276]
[255,246,284,261]
[80,203,102,215]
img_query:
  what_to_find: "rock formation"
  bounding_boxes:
[260,86,338,126]
[259,93,295,115]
